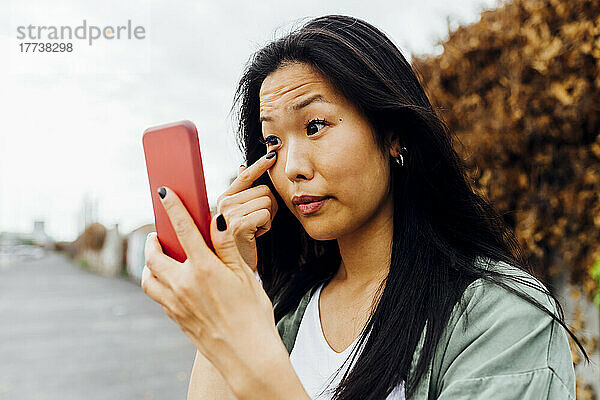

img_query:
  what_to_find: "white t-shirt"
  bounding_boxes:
[289,282,406,399]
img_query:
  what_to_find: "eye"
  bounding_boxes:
[260,135,281,146]
[305,118,329,136]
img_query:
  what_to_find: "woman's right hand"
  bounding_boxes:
[215,147,280,273]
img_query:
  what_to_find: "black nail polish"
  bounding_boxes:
[158,187,166,199]
[266,150,276,159]
[216,214,227,231]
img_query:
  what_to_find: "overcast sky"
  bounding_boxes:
[0,0,501,242]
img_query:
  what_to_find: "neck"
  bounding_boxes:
[332,190,394,291]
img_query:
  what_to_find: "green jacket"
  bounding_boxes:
[276,260,576,399]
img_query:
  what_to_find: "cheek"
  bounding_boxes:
[265,141,389,215]
[339,168,388,218]
[328,143,390,204]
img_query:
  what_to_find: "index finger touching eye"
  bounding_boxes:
[225,145,280,195]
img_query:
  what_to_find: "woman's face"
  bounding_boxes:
[259,62,393,240]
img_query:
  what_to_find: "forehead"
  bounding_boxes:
[259,63,338,112]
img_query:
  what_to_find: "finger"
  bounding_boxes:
[161,304,176,321]
[224,198,273,237]
[142,262,197,324]
[141,264,172,305]
[239,208,272,236]
[217,185,278,218]
[144,232,178,284]
[141,265,191,324]
[160,305,189,330]
[223,147,280,197]
[209,212,248,276]
[158,186,213,262]
[238,164,247,175]
[160,302,191,325]
[235,196,272,218]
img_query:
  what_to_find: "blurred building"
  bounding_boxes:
[31,220,54,248]
[74,222,125,277]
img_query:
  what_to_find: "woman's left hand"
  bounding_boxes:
[141,186,291,398]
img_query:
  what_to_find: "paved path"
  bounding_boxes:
[0,250,195,400]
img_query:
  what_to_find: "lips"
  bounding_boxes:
[292,195,331,215]
[292,195,330,205]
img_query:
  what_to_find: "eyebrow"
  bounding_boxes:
[259,94,330,123]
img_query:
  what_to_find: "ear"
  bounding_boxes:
[386,130,405,158]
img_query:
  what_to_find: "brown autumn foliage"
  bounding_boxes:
[412,0,600,296]
[74,222,107,252]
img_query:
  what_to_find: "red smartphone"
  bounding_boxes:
[142,120,214,262]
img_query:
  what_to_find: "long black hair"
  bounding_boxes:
[230,14,588,399]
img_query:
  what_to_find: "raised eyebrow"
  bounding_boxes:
[259,94,330,123]
[292,94,329,110]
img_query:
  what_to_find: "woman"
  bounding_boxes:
[142,15,588,399]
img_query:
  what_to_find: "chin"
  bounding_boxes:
[299,219,340,241]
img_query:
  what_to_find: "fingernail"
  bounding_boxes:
[266,150,276,159]
[216,214,227,231]
[158,187,166,199]
[240,164,246,168]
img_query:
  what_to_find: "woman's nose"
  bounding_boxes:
[283,140,314,182]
